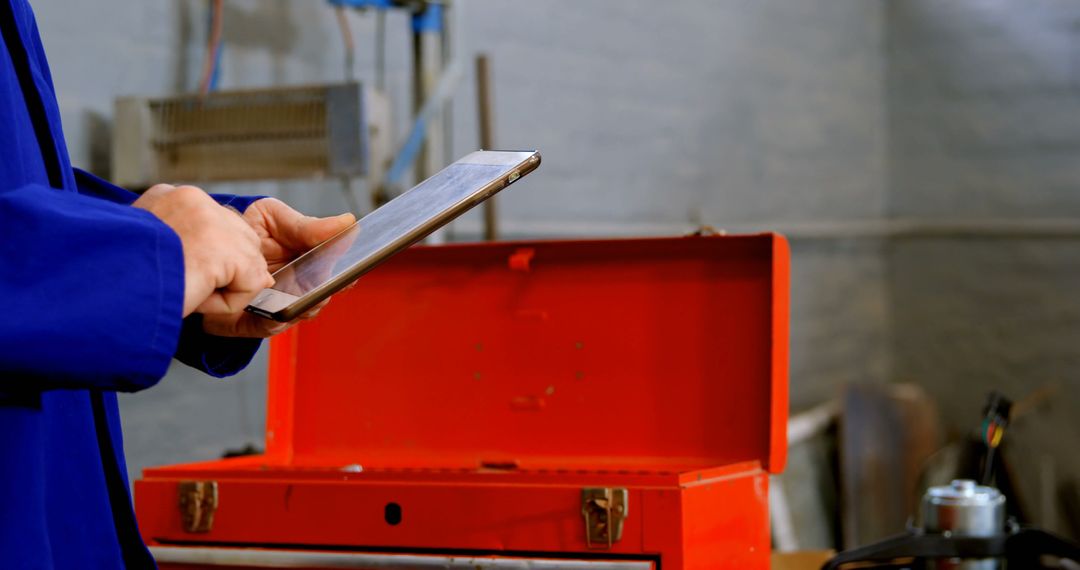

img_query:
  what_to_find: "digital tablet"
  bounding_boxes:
[246,150,541,322]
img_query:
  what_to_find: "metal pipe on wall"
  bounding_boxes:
[476,53,497,241]
[411,3,447,242]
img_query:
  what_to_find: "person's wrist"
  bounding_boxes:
[181,251,214,317]
[181,259,201,317]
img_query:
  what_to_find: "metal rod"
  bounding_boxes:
[198,0,225,96]
[476,53,497,241]
[339,176,361,216]
[375,9,386,91]
[335,6,355,82]
[412,27,428,183]
[383,60,463,190]
[440,0,454,188]
[150,547,654,569]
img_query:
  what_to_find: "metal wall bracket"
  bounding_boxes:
[179,481,219,533]
[582,487,629,549]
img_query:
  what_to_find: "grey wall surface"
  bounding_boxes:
[448,1,887,229]
[29,0,1080,539]
[31,0,890,485]
[886,0,1080,532]
[886,0,1080,219]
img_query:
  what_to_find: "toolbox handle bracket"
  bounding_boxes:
[582,487,628,549]
[179,480,219,533]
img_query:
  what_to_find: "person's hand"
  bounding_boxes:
[200,198,356,338]
[133,184,273,318]
[241,198,356,273]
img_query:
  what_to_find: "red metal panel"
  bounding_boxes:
[140,479,638,552]
[769,236,791,473]
[267,235,786,472]
[680,470,771,569]
[265,327,298,462]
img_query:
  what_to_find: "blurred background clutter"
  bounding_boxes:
[32,0,1080,556]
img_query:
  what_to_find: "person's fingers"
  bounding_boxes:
[142,183,177,198]
[139,185,286,318]
[225,210,275,284]
[201,282,266,315]
[257,318,292,338]
[195,254,272,315]
[291,212,356,249]
[201,311,292,338]
[237,312,291,338]
[193,291,230,315]
[250,199,304,247]
[131,184,176,211]
[246,198,354,252]
[196,289,246,315]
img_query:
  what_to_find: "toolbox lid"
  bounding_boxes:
[266,235,789,475]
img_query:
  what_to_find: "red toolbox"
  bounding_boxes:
[135,234,790,569]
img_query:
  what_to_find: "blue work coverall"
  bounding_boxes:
[1,1,263,567]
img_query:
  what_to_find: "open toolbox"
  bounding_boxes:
[135,234,790,569]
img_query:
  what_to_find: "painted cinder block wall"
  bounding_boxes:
[32,0,891,485]
[886,0,1080,533]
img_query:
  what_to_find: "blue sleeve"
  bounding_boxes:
[0,183,183,392]
[173,315,263,378]
[73,169,265,378]
[72,168,265,212]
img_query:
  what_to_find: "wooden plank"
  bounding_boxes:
[840,383,941,548]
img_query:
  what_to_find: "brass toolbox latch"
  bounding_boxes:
[178,481,218,533]
[581,487,628,549]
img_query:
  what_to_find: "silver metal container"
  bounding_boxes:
[921,479,1006,570]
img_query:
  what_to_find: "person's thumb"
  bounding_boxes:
[295,212,356,248]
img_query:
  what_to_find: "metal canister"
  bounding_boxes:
[921,479,1007,570]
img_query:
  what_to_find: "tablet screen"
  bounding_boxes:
[248,151,539,320]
